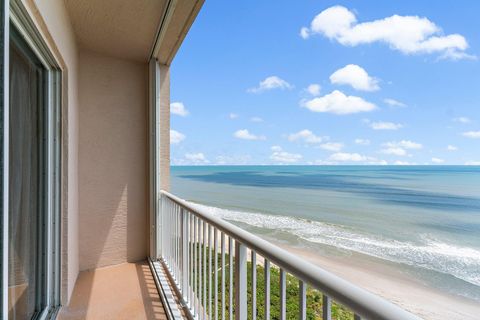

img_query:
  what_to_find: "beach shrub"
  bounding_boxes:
[188,244,354,320]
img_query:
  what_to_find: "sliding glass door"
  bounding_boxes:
[8,26,47,320]
[3,1,63,318]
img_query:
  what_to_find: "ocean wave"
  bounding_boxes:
[190,202,480,287]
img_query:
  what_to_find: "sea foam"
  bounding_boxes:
[190,202,480,288]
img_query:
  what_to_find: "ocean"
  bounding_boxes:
[170,165,480,303]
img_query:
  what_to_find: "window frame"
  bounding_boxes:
[1,0,9,318]
[3,0,62,319]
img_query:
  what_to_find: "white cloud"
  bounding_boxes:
[320,142,344,152]
[447,145,458,151]
[288,129,325,144]
[328,152,368,162]
[170,130,186,144]
[234,129,266,141]
[384,140,423,149]
[370,121,403,130]
[171,102,189,116]
[302,90,376,115]
[380,140,423,156]
[229,113,239,119]
[330,64,379,91]
[380,140,422,157]
[465,161,480,165]
[462,131,480,138]
[394,160,415,165]
[250,117,264,122]
[248,76,293,93]
[300,5,472,59]
[355,138,370,145]
[270,146,302,163]
[216,155,251,165]
[300,27,310,39]
[287,130,343,151]
[384,98,406,107]
[381,147,407,156]
[305,83,321,96]
[371,159,389,165]
[185,153,209,164]
[453,116,471,123]
[431,157,445,164]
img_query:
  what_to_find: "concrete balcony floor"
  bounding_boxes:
[58,261,167,320]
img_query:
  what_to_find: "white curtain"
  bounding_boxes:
[8,39,41,320]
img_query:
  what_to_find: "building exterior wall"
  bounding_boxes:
[23,0,80,303]
[78,49,148,271]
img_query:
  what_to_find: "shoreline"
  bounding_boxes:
[273,243,480,320]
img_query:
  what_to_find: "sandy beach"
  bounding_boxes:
[275,244,480,320]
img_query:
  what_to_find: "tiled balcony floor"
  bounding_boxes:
[58,261,167,320]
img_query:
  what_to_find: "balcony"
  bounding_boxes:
[3,1,456,319]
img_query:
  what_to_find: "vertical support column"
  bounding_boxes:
[1,2,9,318]
[158,63,170,192]
[235,241,247,320]
[148,59,159,259]
[149,60,170,260]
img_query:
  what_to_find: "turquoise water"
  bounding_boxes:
[171,165,480,301]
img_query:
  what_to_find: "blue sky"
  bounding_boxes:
[170,1,480,165]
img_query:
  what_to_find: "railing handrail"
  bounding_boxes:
[160,190,422,320]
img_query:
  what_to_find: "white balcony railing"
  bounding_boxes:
[157,190,422,320]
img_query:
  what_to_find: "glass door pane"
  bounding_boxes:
[8,28,46,320]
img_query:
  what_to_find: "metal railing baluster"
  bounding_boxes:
[280,269,286,320]
[323,295,331,320]
[234,241,247,320]
[221,232,225,320]
[299,280,306,320]
[177,205,180,282]
[203,221,207,320]
[214,227,219,320]
[194,216,199,317]
[251,251,256,320]
[264,260,270,320]
[229,237,233,320]
[189,212,194,312]
[209,225,213,320]
[197,219,203,319]
[182,209,188,296]
[174,204,177,279]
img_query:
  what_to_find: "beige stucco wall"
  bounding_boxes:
[78,49,149,271]
[24,0,80,303]
[158,64,170,192]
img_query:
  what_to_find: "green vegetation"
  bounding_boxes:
[188,244,354,320]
